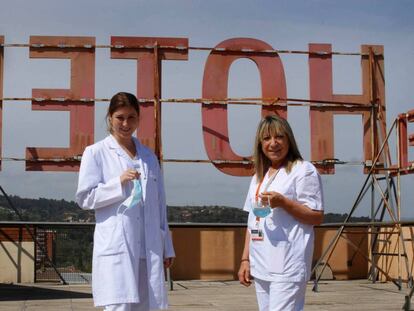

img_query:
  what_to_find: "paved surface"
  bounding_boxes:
[0,280,410,310]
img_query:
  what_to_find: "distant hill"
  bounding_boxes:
[0,195,94,222]
[323,213,371,224]
[0,195,371,224]
[167,205,248,223]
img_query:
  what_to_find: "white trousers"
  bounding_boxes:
[254,278,307,311]
[103,259,151,311]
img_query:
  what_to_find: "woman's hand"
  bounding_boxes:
[261,191,324,225]
[164,257,174,269]
[238,260,252,287]
[120,169,140,185]
[260,191,287,209]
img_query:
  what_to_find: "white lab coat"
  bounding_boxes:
[243,161,323,283]
[75,135,174,308]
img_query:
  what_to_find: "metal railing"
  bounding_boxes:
[0,221,248,285]
[0,222,94,284]
[33,223,94,283]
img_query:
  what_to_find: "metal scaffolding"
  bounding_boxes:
[311,117,413,290]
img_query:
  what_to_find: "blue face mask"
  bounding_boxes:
[252,200,271,218]
[253,205,271,218]
[129,179,142,208]
[128,160,142,208]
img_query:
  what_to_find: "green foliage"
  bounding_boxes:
[54,229,94,273]
[0,195,94,222]
[0,195,371,224]
[323,213,371,224]
[167,205,248,223]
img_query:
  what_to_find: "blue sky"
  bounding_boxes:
[0,0,413,219]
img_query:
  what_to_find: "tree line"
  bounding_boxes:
[0,195,371,224]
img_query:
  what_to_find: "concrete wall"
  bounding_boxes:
[314,226,370,280]
[0,227,34,283]
[171,226,246,280]
[170,225,370,281]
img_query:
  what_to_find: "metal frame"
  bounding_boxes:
[311,117,414,299]
[311,49,413,295]
[0,38,391,174]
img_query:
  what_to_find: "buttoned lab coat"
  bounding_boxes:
[244,161,323,283]
[76,135,174,308]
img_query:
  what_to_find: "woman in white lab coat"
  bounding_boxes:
[238,115,324,311]
[76,92,174,311]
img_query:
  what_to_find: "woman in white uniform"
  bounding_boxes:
[76,92,175,311]
[238,115,324,311]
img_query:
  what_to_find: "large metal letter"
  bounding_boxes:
[202,38,287,176]
[26,36,95,171]
[0,36,3,171]
[309,44,386,174]
[111,36,189,157]
[397,110,414,174]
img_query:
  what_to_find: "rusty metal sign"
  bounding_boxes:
[0,36,3,171]
[26,36,95,171]
[111,36,189,156]
[397,110,414,175]
[0,35,412,176]
[309,44,386,174]
[202,38,287,176]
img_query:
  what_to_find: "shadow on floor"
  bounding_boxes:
[0,283,92,301]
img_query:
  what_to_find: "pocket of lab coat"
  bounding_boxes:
[94,220,126,256]
[265,240,290,274]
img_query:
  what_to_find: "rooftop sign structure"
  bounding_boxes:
[0,35,413,292]
[0,36,412,175]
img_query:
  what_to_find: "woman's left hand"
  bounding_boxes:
[164,257,174,269]
[259,191,287,209]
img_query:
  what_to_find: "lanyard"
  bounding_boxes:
[254,168,280,224]
[255,168,280,199]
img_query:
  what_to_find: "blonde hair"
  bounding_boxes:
[253,115,303,181]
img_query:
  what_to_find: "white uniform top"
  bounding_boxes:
[76,135,174,308]
[243,161,323,283]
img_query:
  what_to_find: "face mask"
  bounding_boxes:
[252,201,271,218]
[128,161,142,208]
[129,179,142,208]
[253,169,279,218]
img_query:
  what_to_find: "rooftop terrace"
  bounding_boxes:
[0,279,410,311]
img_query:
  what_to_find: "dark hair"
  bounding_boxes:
[106,92,140,133]
[253,115,303,181]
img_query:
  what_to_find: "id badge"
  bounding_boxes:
[251,229,264,241]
